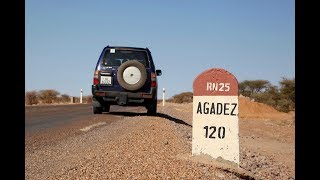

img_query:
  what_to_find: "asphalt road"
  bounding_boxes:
[25,104,149,132]
[25,104,148,148]
[25,104,93,133]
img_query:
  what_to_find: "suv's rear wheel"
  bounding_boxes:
[92,99,103,114]
[117,60,147,91]
[103,104,110,112]
[147,101,157,116]
[93,106,102,114]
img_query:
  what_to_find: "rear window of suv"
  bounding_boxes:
[102,49,150,67]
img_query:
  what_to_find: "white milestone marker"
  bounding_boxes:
[192,68,239,166]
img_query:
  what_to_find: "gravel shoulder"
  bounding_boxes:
[26,114,239,179]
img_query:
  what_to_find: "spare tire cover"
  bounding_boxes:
[117,60,147,91]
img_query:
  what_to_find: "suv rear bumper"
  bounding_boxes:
[92,85,157,106]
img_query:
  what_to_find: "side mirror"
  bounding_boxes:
[156,69,162,76]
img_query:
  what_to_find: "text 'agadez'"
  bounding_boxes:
[196,102,237,116]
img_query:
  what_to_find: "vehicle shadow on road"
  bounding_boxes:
[108,111,146,116]
[108,112,192,127]
[156,113,192,127]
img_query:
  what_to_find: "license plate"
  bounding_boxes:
[100,76,112,85]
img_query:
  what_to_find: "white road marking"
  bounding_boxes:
[80,122,106,132]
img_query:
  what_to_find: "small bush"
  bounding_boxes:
[38,89,60,104]
[59,94,70,103]
[74,97,80,103]
[276,99,292,113]
[84,95,92,104]
[251,93,277,107]
[172,92,193,103]
[25,91,39,105]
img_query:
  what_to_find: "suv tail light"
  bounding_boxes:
[151,73,157,87]
[151,81,157,87]
[93,76,99,85]
[93,70,100,85]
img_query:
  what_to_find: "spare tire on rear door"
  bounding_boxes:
[117,60,147,91]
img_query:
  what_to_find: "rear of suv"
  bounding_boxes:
[91,46,162,115]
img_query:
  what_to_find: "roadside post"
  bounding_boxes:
[192,68,239,166]
[163,88,165,106]
[70,96,75,103]
[80,89,83,104]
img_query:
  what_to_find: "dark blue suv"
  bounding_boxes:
[92,46,162,115]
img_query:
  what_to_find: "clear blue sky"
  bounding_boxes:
[26,0,294,99]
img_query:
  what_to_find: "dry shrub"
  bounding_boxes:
[25,91,39,105]
[38,89,60,104]
[172,92,193,103]
[71,96,91,103]
[59,94,70,103]
[74,97,80,103]
[85,95,92,104]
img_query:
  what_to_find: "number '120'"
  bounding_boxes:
[203,126,225,139]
